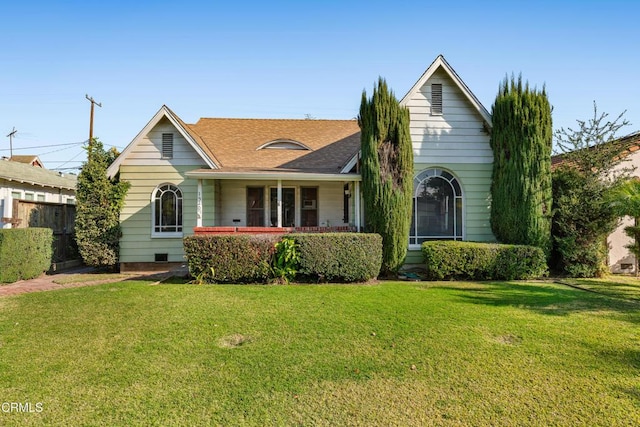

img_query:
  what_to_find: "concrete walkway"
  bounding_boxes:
[0,267,176,297]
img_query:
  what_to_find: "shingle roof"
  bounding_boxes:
[186,118,361,174]
[551,131,640,168]
[0,160,77,190]
[9,155,43,167]
[163,106,222,168]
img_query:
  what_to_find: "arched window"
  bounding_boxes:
[410,169,463,245]
[152,184,183,236]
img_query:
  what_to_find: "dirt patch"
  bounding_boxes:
[218,334,253,349]
[493,334,523,346]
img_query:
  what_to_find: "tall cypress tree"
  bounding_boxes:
[490,75,552,254]
[358,78,413,275]
[75,139,130,269]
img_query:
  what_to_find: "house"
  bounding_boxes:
[0,158,77,228]
[602,131,640,273]
[107,55,495,272]
[552,131,640,273]
[9,155,45,168]
[399,55,494,263]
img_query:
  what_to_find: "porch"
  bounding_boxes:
[187,170,363,231]
[193,225,356,235]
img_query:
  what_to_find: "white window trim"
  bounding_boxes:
[151,231,183,239]
[151,183,183,239]
[409,168,465,246]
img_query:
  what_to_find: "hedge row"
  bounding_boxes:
[183,233,382,284]
[293,233,382,282]
[183,234,277,283]
[422,241,548,280]
[0,228,53,283]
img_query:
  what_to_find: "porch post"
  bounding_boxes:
[212,179,216,226]
[2,196,12,229]
[196,179,203,227]
[277,180,282,227]
[354,180,361,232]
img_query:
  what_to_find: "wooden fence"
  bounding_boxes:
[11,200,77,262]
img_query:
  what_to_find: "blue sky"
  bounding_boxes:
[1,1,638,172]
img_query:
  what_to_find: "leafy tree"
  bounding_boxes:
[490,75,553,255]
[552,104,632,277]
[358,78,413,275]
[75,139,130,268]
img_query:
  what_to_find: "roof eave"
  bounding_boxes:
[186,170,362,182]
[0,176,76,191]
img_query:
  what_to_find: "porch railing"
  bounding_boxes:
[193,226,356,235]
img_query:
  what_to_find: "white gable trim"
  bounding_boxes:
[341,152,359,174]
[106,105,218,178]
[399,55,492,127]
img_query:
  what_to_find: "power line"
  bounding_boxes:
[55,148,85,169]
[47,161,83,164]
[0,140,86,152]
[39,145,85,156]
[49,168,80,171]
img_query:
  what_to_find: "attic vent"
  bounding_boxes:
[162,133,174,159]
[431,84,443,115]
[257,139,311,151]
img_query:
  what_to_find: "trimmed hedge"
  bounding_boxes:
[0,228,53,283]
[183,233,383,284]
[292,233,382,282]
[422,241,548,281]
[184,234,277,283]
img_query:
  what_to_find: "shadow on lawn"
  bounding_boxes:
[435,281,640,325]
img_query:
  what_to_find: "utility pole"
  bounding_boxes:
[85,94,102,148]
[6,127,17,159]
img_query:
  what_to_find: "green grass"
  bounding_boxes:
[51,273,131,285]
[559,275,640,302]
[0,279,638,426]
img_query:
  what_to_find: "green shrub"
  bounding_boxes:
[551,167,614,277]
[75,139,129,269]
[272,237,300,284]
[183,235,277,283]
[292,233,382,282]
[0,228,53,283]
[422,241,547,281]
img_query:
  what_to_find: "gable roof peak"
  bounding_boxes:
[106,105,219,178]
[400,55,492,127]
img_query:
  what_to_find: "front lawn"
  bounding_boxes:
[0,279,638,426]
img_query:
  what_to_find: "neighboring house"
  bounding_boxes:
[552,131,640,273]
[107,55,495,272]
[9,155,45,168]
[606,131,640,273]
[0,158,77,228]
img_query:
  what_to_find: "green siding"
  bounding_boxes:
[119,164,213,264]
[405,250,423,264]
[405,163,495,267]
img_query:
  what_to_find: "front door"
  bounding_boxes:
[270,188,295,227]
